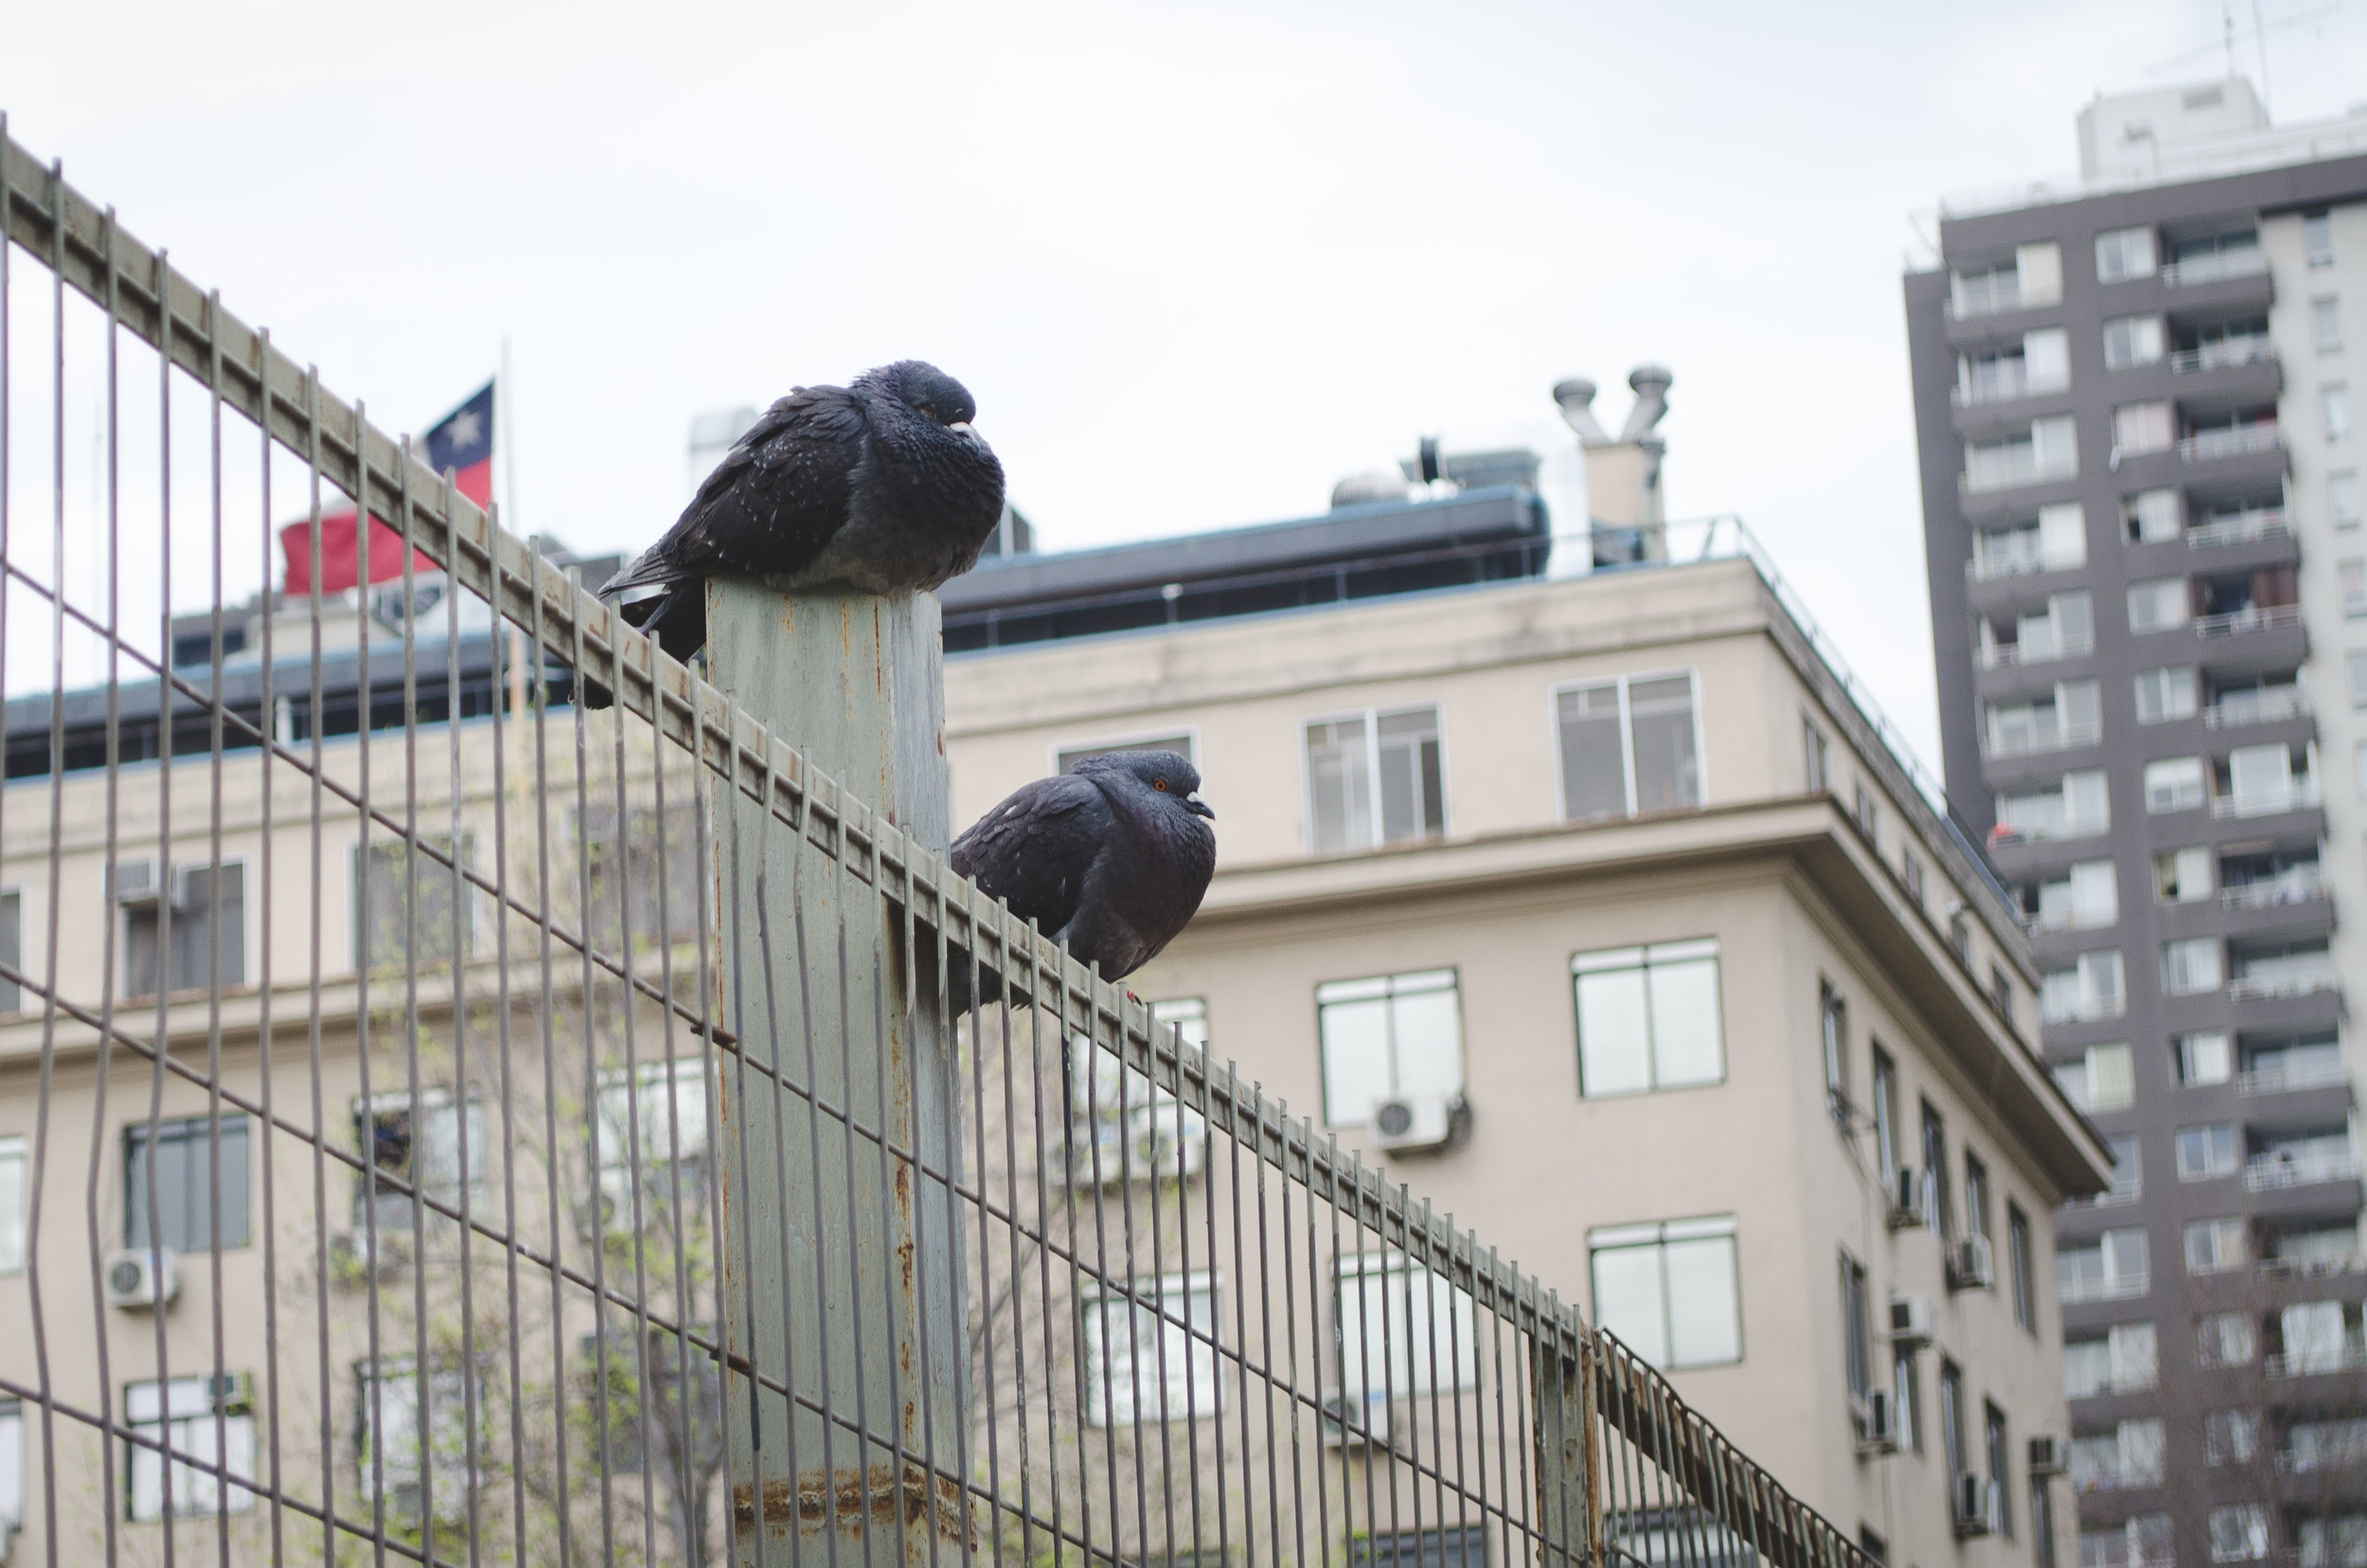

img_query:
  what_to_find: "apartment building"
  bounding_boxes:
[937,384,2109,1565]
[1904,79,2367,1567]
[0,394,2109,1564]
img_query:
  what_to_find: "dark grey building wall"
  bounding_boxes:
[1906,150,2367,1555]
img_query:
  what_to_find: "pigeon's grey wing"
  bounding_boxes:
[598,387,870,596]
[949,775,1109,936]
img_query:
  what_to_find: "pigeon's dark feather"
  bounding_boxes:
[948,775,1106,938]
[585,362,1006,709]
[951,751,1216,983]
[601,386,869,596]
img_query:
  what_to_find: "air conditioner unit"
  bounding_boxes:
[103,1248,178,1309]
[1856,1389,1898,1454]
[1886,1167,1929,1230]
[2028,1434,2064,1477]
[1367,1092,1457,1154]
[1953,1472,2002,1538]
[1949,1233,1996,1292]
[1319,1389,1391,1449]
[1888,1292,1935,1348]
[109,858,163,907]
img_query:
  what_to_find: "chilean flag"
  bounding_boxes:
[281,381,494,595]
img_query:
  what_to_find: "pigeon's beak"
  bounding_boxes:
[946,420,975,437]
[1185,793,1215,820]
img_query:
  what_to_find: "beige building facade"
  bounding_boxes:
[945,544,2112,1566]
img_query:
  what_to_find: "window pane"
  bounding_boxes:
[1375,708,1443,844]
[1305,719,1371,852]
[1663,1233,1742,1366]
[126,1114,251,1252]
[1647,955,1724,1087]
[0,1137,24,1274]
[1575,968,1650,1096]
[1590,1244,1668,1367]
[1628,676,1699,812]
[1557,685,1627,820]
[359,837,471,971]
[1319,996,1392,1125]
[1389,985,1465,1100]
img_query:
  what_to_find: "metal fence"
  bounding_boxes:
[0,119,1870,1568]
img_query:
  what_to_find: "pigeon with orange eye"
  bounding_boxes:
[952,750,1216,984]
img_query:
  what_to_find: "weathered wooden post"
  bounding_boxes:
[705,578,970,1563]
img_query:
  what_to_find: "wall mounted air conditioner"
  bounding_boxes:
[1953,1472,2002,1538]
[1889,1292,1935,1348]
[1886,1167,1930,1230]
[110,858,164,908]
[1856,1389,1898,1454]
[1949,1233,1996,1292]
[2027,1434,2064,1476]
[1368,1092,1458,1154]
[1319,1390,1390,1449]
[103,1248,178,1309]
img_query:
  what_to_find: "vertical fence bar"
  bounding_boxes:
[705,578,968,1563]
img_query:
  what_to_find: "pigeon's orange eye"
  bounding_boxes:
[1153,778,1168,791]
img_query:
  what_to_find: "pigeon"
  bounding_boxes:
[585,361,1006,706]
[951,751,1218,984]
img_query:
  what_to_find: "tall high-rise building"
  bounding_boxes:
[1904,80,2367,1562]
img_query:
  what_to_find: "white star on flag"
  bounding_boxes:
[445,408,483,450]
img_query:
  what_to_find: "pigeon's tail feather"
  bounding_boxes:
[596,545,685,597]
[580,586,708,712]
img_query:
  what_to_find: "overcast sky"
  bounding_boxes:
[8,0,2366,768]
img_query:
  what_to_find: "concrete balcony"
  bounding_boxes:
[1978,632,2093,669]
[2171,339,2275,374]
[2247,1152,2361,1191]
[2196,602,2303,639]
[2188,508,2291,549]
[2266,1345,2367,1380]
[2163,249,2269,287]
[2180,423,2285,463]
[2211,778,2321,818]
[1984,721,2102,758]
[2229,968,2340,1001]
[2203,688,2308,728]
[2238,1060,2350,1096]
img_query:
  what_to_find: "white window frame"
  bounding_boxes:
[1051,726,1201,776]
[1081,1270,1223,1427]
[593,1058,711,1211]
[126,1373,256,1522]
[351,833,475,973]
[0,1396,17,1534]
[354,1355,486,1514]
[1301,704,1448,853]
[1333,1252,1480,1399]
[1314,969,1463,1128]
[112,854,252,1000]
[1550,668,1707,823]
[1586,1215,1743,1371]
[1571,938,1725,1097]
[0,1133,22,1274]
[353,1088,487,1230]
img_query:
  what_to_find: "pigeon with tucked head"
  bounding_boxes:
[588,360,1005,704]
[952,751,1217,983]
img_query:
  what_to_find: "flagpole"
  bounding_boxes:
[499,336,519,536]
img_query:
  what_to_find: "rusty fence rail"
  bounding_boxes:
[0,119,1869,1568]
